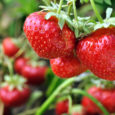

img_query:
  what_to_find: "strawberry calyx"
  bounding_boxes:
[40,1,114,39]
[71,105,83,115]
[1,74,27,91]
[94,8,115,30]
[91,79,115,90]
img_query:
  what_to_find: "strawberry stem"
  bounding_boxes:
[46,76,61,97]
[67,4,72,16]
[90,0,103,23]
[5,57,14,77]
[73,0,78,21]
[72,89,109,115]
[68,96,72,114]
[35,74,89,115]
[57,0,63,14]
[54,0,56,4]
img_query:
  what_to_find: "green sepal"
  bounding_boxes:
[2,74,27,91]
[94,17,115,30]
[58,17,65,30]
[106,7,113,19]
[45,11,74,30]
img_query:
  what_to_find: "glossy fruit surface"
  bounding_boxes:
[22,65,48,85]
[82,86,115,114]
[14,57,29,74]
[56,100,69,115]
[0,86,30,107]
[76,27,115,80]
[3,38,19,57]
[50,56,87,78]
[24,12,75,59]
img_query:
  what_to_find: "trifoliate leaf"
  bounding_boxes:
[106,7,113,19]
[58,17,65,30]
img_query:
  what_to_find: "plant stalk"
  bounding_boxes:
[73,0,78,21]
[90,0,103,23]
[57,0,63,14]
[72,89,109,115]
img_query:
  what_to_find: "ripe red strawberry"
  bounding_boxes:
[0,75,30,107]
[56,100,69,115]
[0,86,30,107]
[14,57,29,74]
[82,86,115,114]
[2,38,19,57]
[21,65,48,85]
[23,12,75,59]
[50,56,87,78]
[76,27,115,80]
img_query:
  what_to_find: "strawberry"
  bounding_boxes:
[23,12,75,59]
[56,100,69,115]
[50,56,87,78]
[82,86,115,114]
[2,38,19,57]
[76,27,115,80]
[21,65,48,85]
[0,75,30,107]
[72,113,80,115]
[14,57,29,74]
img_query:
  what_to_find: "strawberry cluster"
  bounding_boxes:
[24,11,115,80]
[0,37,48,114]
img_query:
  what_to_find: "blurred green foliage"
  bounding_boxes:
[0,0,115,38]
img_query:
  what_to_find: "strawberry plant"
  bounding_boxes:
[0,0,115,115]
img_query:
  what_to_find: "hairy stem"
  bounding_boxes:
[57,0,63,14]
[35,74,89,115]
[67,4,72,16]
[90,0,103,23]
[72,89,109,115]
[73,0,78,21]
[46,76,59,96]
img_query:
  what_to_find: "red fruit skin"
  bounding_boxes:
[56,100,69,115]
[50,57,87,78]
[3,38,19,57]
[24,12,75,59]
[72,113,80,115]
[0,86,30,107]
[76,27,115,80]
[22,65,48,85]
[14,58,29,74]
[82,86,115,114]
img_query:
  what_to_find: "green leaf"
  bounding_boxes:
[27,91,43,108]
[106,7,113,19]
[94,0,103,4]
[104,0,112,5]
[58,17,65,30]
